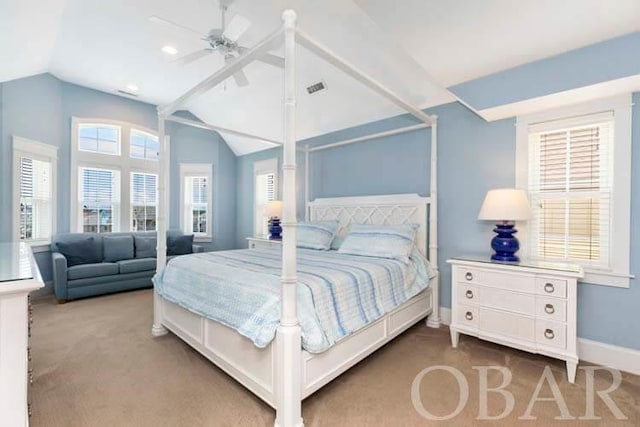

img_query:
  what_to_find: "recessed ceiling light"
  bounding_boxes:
[126,84,139,92]
[162,45,178,55]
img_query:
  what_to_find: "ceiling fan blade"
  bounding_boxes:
[222,14,251,42]
[238,47,284,69]
[174,49,214,65]
[232,70,250,87]
[149,15,207,39]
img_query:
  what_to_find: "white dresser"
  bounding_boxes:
[246,236,282,250]
[447,256,583,383]
[0,243,44,426]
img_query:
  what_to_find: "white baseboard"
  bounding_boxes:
[437,306,639,375]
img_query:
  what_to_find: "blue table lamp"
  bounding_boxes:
[266,200,283,240]
[478,189,531,262]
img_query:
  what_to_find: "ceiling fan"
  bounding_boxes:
[149,0,284,87]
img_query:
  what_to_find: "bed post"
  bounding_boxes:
[274,9,304,427]
[152,113,169,337]
[304,145,310,221]
[426,118,440,328]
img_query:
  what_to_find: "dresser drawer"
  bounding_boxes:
[478,286,535,316]
[455,266,535,294]
[457,283,478,305]
[456,304,478,329]
[479,308,535,342]
[536,320,566,349]
[535,277,567,298]
[535,297,566,322]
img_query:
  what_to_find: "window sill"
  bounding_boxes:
[580,270,633,288]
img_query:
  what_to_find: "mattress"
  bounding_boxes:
[153,247,434,353]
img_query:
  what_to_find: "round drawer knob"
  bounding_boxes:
[544,283,555,293]
[465,311,473,321]
[544,328,555,339]
[465,290,474,299]
[544,304,555,314]
[465,272,473,281]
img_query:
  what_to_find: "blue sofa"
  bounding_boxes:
[51,230,203,302]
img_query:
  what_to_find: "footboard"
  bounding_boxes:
[158,287,433,408]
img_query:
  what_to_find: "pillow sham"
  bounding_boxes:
[297,220,339,250]
[337,223,417,264]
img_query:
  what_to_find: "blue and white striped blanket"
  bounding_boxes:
[153,247,434,353]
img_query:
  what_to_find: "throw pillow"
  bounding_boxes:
[103,235,135,262]
[56,237,101,267]
[167,234,194,256]
[134,236,157,258]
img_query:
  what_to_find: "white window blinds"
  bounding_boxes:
[79,167,120,233]
[527,111,613,269]
[131,172,157,231]
[255,172,276,236]
[19,157,53,241]
[185,176,208,234]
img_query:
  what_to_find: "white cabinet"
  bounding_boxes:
[447,257,583,383]
[0,243,44,426]
[246,236,282,250]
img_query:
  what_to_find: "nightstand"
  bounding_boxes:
[246,236,282,250]
[447,256,584,383]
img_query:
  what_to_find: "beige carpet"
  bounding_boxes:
[30,289,639,427]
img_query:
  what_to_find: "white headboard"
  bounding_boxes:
[308,193,432,257]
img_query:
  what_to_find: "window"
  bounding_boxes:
[71,118,160,234]
[254,158,278,236]
[78,124,120,155]
[516,95,632,287]
[131,172,157,231]
[78,167,120,233]
[13,137,58,243]
[180,164,213,242]
[130,130,159,161]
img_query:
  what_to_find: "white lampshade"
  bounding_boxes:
[265,200,283,218]
[478,189,531,221]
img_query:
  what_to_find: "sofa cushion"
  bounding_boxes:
[103,235,134,262]
[68,262,119,280]
[168,234,194,256]
[134,236,157,258]
[57,237,101,267]
[117,258,157,274]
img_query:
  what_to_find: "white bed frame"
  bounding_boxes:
[152,10,443,427]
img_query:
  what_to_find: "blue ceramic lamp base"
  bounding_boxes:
[268,217,282,240]
[490,222,520,262]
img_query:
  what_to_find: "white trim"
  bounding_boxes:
[12,136,58,244]
[179,163,213,242]
[516,95,633,288]
[578,338,640,376]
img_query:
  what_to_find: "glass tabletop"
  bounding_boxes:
[0,243,35,283]
[451,254,583,274]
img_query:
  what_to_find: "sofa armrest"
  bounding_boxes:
[192,244,205,253]
[51,252,68,301]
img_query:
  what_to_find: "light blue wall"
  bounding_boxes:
[0,73,238,293]
[449,32,640,110]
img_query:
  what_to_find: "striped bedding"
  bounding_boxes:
[153,247,434,353]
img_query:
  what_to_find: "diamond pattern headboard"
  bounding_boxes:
[308,194,431,257]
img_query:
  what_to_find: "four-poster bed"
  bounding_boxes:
[152,10,440,427]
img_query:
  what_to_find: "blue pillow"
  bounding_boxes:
[168,234,194,256]
[56,237,101,267]
[297,220,339,250]
[337,224,417,264]
[103,235,134,262]
[135,236,157,258]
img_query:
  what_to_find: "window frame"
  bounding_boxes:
[180,163,213,242]
[253,158,279,237]
[70,117,159,234]
[516,95,632,287]
[130,171,158,232]
[77,166,121,234]
[12,136,58,245]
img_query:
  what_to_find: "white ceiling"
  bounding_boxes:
[2,0,639,155]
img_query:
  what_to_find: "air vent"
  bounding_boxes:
[116,89,139,98]
[306,81,326,95]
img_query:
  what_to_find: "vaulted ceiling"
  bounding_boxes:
[2,0,639,154]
